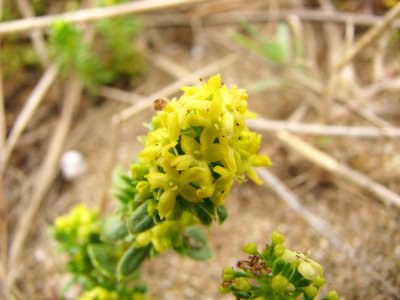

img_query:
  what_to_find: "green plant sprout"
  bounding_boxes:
[220,232,338,300]
[52,75,335,299]
[233,22,304,67]
[49,0,143,90]
[51,204,148,300]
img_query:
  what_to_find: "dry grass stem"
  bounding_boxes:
[15,0,50,67]
[0,64,5,156]
[257,168,352,253]
[140,48,191,79]
[335,2,400,71]
[97,86,144,104]
[0,0,212,36]
[7,76,83,292]
[277,131,400,208]
[144,9,400,28]
[257,169,400,297]
[0,64,59,176]
[248,118,400,138]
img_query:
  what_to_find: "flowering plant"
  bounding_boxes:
[220,232,338,300]
[51,75,335,299]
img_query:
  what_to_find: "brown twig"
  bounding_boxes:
[97,86,144,104]
[276,131,400,208]
[257,169,400,297]
[0,64,59,176]
[257,168,352,252]
[7,76,83,291]
[139,47,191,79]
[0,1,8,296]
[0,0,212,36]
[247,118,400,138]
[335,2,400,71]
[15,0,50,67]
[143,9,400,28]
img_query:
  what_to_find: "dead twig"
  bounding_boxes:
[257,169,400,298]
[16,0,50,67]
[276,131,400,208]
[335,2,400,71]
[0,64,59,176]
[247,118,400,138]
[139,47,191,79]
[7,75,83,291]
[0,1,8,294]
[0,0,212,36]
[143,9,400,29]
[257,168,352,252]
[0,57,4,152]
[97,86,144,104]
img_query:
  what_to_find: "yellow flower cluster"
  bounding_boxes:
[79,287,118,300]
[79,287,147,300]
[135,212,196,253]
[220,232,338,300]
[138,74,271,219]
[281,249,324,282]
[53,204,99,244]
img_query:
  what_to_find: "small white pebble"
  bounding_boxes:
[34,248,46,262]
[60,150,87,180]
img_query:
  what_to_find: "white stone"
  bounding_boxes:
[60,150,87,180]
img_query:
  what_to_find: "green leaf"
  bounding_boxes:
[101,215,128,242]
[276,22,291,62]
[216,205,228,224]
[117,245,151,278]
[193,206,212,225]
[112,167,136,204]
[184,226,212,261]
[127,201,155,234]
[87,244,117,278]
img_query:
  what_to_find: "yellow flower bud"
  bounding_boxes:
[158,189,178,219]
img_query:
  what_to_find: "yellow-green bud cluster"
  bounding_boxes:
[138,74,271,219]
[135,212,196,253]
[220,232,338,300]
[79,287,119,300]
[53,204,100,245]
[79,286,148,300]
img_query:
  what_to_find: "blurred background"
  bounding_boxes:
[1,0,400,299]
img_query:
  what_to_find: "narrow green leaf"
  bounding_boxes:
[87,244,117,278]
[127,201,155,234]
[102,215,128,242]
[193,206,212,225]
[184,226,212,261]
[216,205,228,224]
[117,245,151,278]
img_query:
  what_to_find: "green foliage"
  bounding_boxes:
[96,15,144,80]
[51,75,336,299]
[233,22,304,67]
[220,231,338,300]
[48,0,144,89]
[49,21,113,89]
[51,204,147,299]
[0,43,39,80]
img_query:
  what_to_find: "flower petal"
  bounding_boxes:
[178,185,203,203]
[147,172,170,190]
[181,135,200,155]
[158,189,178,219]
